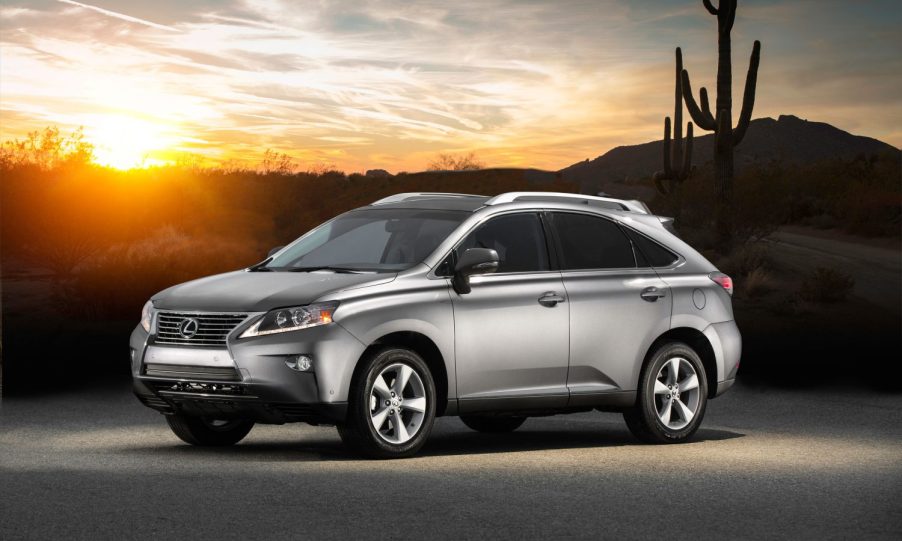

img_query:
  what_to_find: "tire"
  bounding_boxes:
[337,347,437,459]
[165,414,254,446]
[460,415,526,433]
[624,341,708,444]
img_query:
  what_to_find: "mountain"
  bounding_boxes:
[559,115,900,197]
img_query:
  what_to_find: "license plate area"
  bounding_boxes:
[144,345,234,368]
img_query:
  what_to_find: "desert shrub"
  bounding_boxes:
[21,234,99,279]
[742,267,776,299]
[716,243,771,278]
[838,186,901,237]
[798,267,855,303]
[802,213,838,230]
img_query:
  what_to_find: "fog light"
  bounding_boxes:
[286,355,313,371]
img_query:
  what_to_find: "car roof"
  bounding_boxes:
[365,195,490,212]
[367,191,652,215]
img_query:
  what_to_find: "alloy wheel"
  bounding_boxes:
[653,357,701,430]
[368,362,428,444]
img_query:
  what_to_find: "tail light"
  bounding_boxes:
[709,272,734,296]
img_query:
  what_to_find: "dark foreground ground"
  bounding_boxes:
[1,381,900,540]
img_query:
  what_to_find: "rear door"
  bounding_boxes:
[449,212,570,412]
[547,212,672,399]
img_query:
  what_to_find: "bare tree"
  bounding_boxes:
[0,126,94,169]
[427,152,484,171]
[260,149,296,175]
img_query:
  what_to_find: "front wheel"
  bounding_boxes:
[165,414,254,446]
[624,342,708,444]
[337,347,436,459]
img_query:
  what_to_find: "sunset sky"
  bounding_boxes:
[1,0,900,172]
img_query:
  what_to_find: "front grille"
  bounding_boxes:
[154,311,248,347]
[144,363,241,382]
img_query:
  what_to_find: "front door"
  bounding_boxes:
[449,212,570,412]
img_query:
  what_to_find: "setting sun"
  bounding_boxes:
[87,115,176,170]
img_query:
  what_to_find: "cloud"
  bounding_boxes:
[56,0,178,32]
[0,0,899,172]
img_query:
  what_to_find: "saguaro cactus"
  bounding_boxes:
[654,47,693,196]
[681,0,761,201]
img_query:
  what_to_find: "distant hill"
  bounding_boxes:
[559,115,900,197]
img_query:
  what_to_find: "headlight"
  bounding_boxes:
[239,302,338,338]
[140,300,154,332]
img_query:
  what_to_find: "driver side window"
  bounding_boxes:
[454,213,549,274]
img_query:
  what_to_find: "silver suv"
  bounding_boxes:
[130,192,741,458]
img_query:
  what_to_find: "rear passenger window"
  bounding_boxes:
[551,213,636,270]
[623,227,679,267]
[456,213,549,273]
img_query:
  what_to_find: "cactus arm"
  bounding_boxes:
[699,87,716,127]
[679,122,694,179]
[681,69,717,131]
[654,116,674,181]
[662,116,673,177]
[672,48,684,167]
[703,0,718,15]
[732,40,760,145]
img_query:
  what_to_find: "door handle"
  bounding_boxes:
[640,286,666,302]
[538,292,566,307]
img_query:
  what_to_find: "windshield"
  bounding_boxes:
[266,209,469,272]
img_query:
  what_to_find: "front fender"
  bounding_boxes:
[332,278,456,398]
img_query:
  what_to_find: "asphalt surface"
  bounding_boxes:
[1,383,900,540]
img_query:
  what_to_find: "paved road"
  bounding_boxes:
[1,383,900,540]
[768,228,901,313]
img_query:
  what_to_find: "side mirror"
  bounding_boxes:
[267,246,285,258]
[451,248,499,294]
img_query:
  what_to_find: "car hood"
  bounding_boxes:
[151,270,395,312]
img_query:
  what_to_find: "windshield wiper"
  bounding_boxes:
[247,257,274,272]
[286,266,369,274]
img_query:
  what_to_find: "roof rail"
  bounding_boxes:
[371,192,486,205]
[484,192,650,214]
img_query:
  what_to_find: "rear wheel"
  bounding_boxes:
[165,414,254,446]
[460,415,526,433]
[624,341,708,444]
[337,347,436,459]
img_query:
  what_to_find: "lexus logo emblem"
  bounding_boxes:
[178,318,199,339]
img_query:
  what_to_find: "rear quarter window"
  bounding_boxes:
[623,227,679,267]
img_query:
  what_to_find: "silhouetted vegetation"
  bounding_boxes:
[427,152,485,171]
[650,150,901,253]
[0,136,574,322]
[0,132,579,393]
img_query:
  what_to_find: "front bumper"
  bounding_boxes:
[129,321,367,424]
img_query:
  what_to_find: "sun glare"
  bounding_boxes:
[88,115,176,170]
